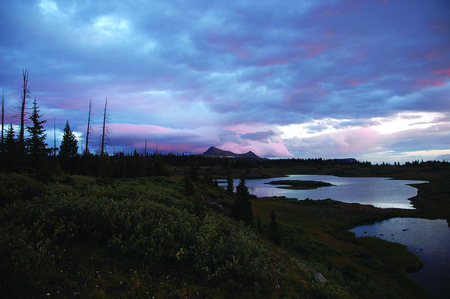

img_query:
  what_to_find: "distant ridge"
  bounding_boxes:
[202,146,265,160]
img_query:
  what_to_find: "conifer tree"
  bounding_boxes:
[59,120,79,173]
[231,177,253,226]
[59,120,78,158]
[26,99,47,157]
[190,162,199,183]
[269,209,281,245]
[226,163,234,193]
[3,124,18,173]
[184,169,195,196]
[26,99,50,180]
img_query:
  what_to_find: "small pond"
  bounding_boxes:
[226,175,427,209]
[350,218,450,299]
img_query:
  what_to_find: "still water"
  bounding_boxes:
[350,218,450,299]
[233,174,427,209]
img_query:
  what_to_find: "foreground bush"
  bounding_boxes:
[192,214,273,290]
[0,174,276,295]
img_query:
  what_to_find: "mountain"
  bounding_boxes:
[202,146,265,160]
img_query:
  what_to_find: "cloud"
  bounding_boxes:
[0,0,449,163]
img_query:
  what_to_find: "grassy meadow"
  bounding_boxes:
[1,161,448,298]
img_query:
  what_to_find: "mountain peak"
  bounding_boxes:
[202,146,264,160]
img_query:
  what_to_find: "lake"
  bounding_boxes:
[350,218,450,299]
[228,174,427,209]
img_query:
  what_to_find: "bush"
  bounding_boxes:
[192,214,273,290]
[0,172,44,206]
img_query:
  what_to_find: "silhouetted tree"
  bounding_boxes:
[1,90,4,153]
[190,162,199,183]
[231,177,253,226]
[100,98,111,160]
[3,124,19,173]
[269,209,281,245]
[26,99,51,180]
[226,164,234,194]
[18,69,31,153]
[184,169,195,196]
[85,98,93,155]
[59,120,79,173]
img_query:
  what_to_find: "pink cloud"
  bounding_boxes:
[425,49,438,60]
[260,57,289,66]
[347,80,361,86]
[220,138,293,157]
[433,68,450,77]
[109,123,170,134]
[415,79,445,87]
[208,34,251,59]
[302,43,325,57]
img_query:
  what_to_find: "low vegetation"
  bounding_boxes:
[2,161,447,298]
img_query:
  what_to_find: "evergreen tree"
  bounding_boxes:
[184,169,195,196]
[226,164,234,193]
[269,209,281,245]
[26,99,50,180]
[3,124,19,173]
[59,120,78,158]
[190,162,199,183]
[59,120,79,173]
[231,177,253,226]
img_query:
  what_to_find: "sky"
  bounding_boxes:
[1,0,449,163]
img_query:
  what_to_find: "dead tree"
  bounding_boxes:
[18,69,31,151]
[1,90,4,151]
[85,98,93,155]
[100,98,111,160]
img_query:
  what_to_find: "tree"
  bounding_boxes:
[100,98,111,160]
[190,162,199,183]
[85,98,93,155]
[2,124,19,173]
[184,169,195,196]
[26,99,50,180]
[19,69,31,152]
[231,177,253,226]
[59,120,79,173]
[226,163,234,193]
[59,121,78,158]
[1,90,4,153]
[269,209,281,245]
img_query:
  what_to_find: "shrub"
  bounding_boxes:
[192,214,273,290]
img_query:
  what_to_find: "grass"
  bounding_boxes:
[2,162,448,298]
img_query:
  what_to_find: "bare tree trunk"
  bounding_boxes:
[1,90,4,150]
[19,69,30,150]
[85,98,93,155]
[53,118,57,157]
[101,98,107,160]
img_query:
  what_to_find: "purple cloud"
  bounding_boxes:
[0,0,449,162]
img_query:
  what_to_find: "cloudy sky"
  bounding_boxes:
[1,0,449,163]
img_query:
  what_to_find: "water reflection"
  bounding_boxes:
[350,218,450,299]
[226,175,427,209]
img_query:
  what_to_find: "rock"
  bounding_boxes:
[314,273,328,285]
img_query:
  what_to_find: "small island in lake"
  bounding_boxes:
[265,180,335,189]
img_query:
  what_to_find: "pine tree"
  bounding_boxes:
[59,121,78,158]
[226,163,234,193]
[26,99,47,157]
[269,209,281,245]
[3,124,19,173]
[231,177,253,226]
[184,169,195,196]
[59,120,79,173]
[26,99,50,180]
